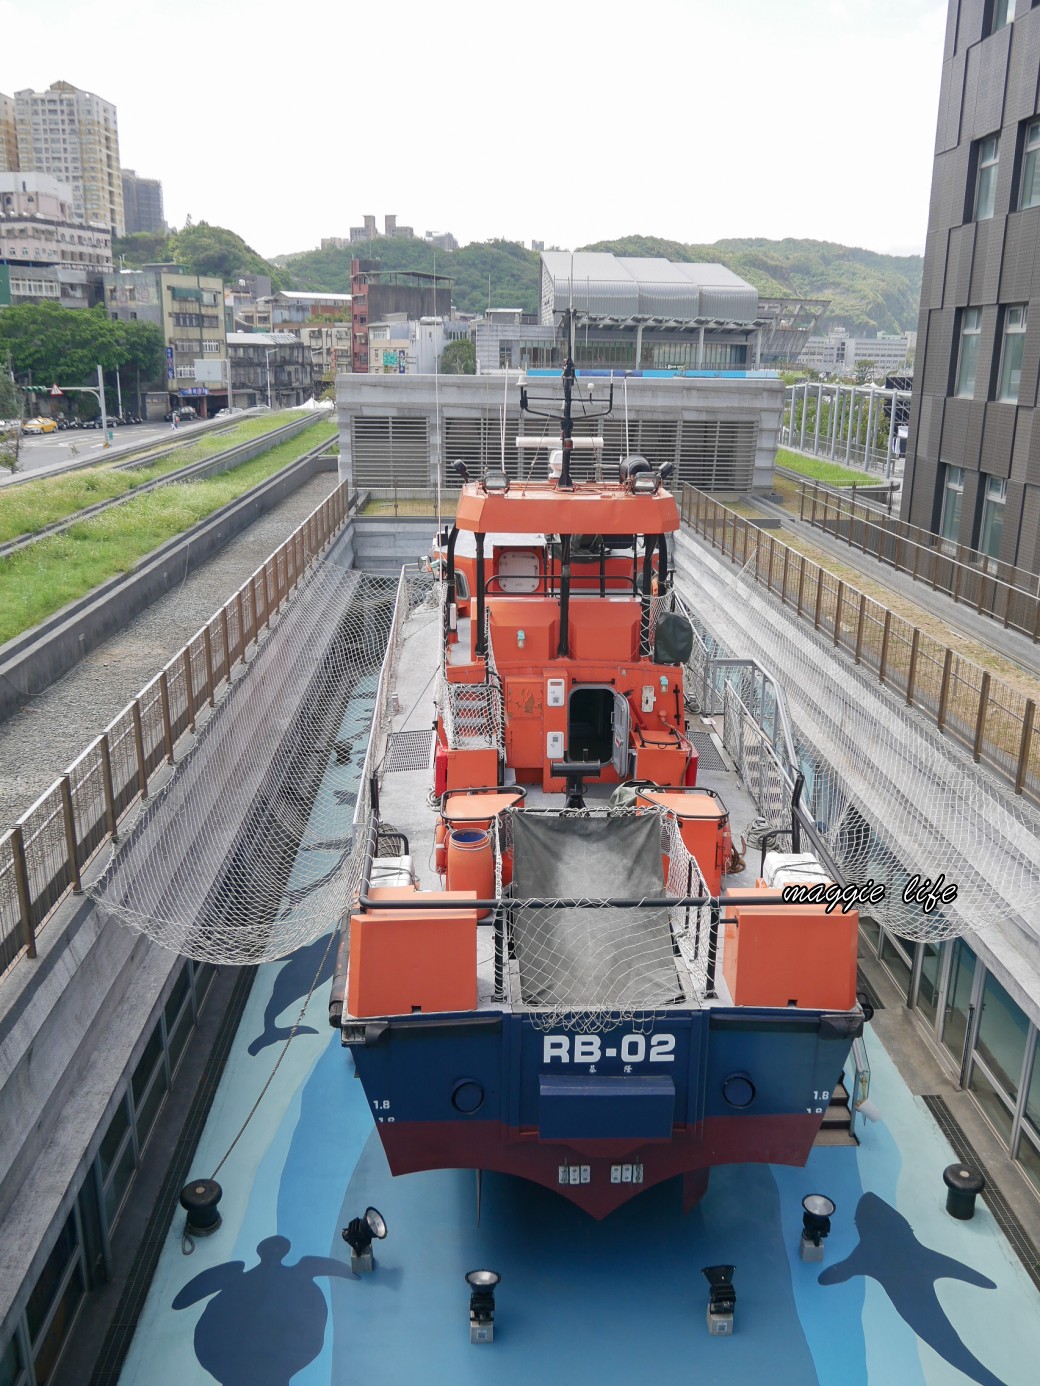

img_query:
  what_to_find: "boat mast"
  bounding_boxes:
[559,305,576,492]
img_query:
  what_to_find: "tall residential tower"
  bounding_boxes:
[13,81,125,236]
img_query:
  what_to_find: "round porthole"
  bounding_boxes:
[451,1080,485,1114]
[722,1074,756,1109]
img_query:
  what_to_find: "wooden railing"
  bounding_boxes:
[678,485,1039,807]
[0,481,353,981]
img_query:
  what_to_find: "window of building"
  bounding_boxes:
[941,937,976,1064]
[997,303,1027,400]
[989,0,1015,32]
[974,135,1000,220]
[979,475,1008,558]
[956,307,982,396]
[940,464,965,544]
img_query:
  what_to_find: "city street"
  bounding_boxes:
[1,418,206,485]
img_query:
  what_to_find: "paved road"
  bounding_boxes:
[1,418,210,484]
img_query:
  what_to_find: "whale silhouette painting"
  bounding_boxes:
[819,1192,1005,1386]
[172,1235,353,1386]
[248,934,336,1055]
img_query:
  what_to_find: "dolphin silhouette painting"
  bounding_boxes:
[819,1192,1005,1386]
[248,934,336,1055]
[172,1235,353,1386]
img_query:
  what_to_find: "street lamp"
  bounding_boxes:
[264,347,275,409]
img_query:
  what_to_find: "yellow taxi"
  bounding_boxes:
[22,417,58,434]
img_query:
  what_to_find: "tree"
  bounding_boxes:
[166,222,290,291]
[0,302,124,385]
[855,358,878,385]
[0,305,166,419]
[0,370,21,472]
[440,340,476,375]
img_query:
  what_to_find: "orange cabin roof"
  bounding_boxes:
[454,481,680,536]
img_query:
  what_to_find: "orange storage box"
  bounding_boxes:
[348,888,479,1017]
[721,887,858,1011]
[446,746,499,790]
[637,788,729,894]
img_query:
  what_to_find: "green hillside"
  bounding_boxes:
[114,222,292,292]
[276,237,542,315]
[116,222,921,336]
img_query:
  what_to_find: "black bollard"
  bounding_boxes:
[942,1164,985,1220]
[180,1179,223,1236]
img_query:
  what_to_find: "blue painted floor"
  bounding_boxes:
[116,711,1040,1386]
[116,949,1040,1386]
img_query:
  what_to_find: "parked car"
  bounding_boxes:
[163,406,198,422]
[22,417,58,434]
[215,407,243,418]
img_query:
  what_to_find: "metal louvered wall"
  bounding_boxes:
[352,416,430,487]
[341,374,778,494]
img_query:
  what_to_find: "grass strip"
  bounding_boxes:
[0,412,315,545]
[0,421,336,646]
[775,447,880,486]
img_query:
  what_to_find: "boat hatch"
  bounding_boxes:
[566,684,630,778]
[538,1074,676,1140]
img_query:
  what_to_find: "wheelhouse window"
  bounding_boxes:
[940,464,964,544]
[975,136,1000,220]
[997,304,1027,401]
[955,308,981,397]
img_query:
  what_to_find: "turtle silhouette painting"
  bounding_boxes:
[172,1235,353,1385]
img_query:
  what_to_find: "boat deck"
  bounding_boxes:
[112,613,1040,1386]
[379,603,763,1012]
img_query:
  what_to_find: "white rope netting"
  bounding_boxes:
[676,548,1040,946]
[508,809,712,1033]
[89,566,430,964]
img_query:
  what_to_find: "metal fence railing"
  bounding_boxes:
[797,482,1040,642]
[677,484,1039,808]
[0,480,353,981]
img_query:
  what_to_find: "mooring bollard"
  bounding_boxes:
[943,1163,985,1220]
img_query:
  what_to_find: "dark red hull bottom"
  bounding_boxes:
[376,1112,825,1218]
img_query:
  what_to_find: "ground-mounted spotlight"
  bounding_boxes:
[341,1206,387,1273]
[657,461,675,484]
[702,1264,736,1336]
[800,1194,836,1262]
[465,1269,500,1344]
[452,459,469,482]
[483,469,509,493]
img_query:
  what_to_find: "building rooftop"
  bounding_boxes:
[540,250,759,325]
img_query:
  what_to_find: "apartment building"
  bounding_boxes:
[12,81,125,235]
[104,266,229,415]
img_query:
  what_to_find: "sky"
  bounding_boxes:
[0,0,949,262]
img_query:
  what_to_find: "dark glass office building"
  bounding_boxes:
[905,0,1040,573]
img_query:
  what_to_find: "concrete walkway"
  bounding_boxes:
[756,494,1040,685]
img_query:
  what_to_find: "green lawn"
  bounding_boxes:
[774,447,879,486]
[0,412,317,546]
[0,421,337,646]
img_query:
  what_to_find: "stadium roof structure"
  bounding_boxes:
[540,251,760,327]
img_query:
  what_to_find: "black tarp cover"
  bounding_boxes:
[510,812,679,1008]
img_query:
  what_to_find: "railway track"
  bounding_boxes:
[0,415,330,561]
